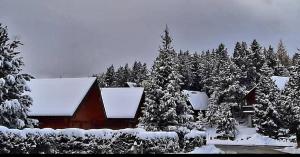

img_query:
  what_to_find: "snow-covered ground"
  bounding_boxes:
[276,147,300,154]
[206,125,296,147]
[189,145,225,154]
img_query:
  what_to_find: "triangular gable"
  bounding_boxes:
[26,77,96,116]
[271,76,289,90]
[100,87,144,118]
[183,90,209,111]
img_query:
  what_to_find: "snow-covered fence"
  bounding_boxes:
[0,126,199,154]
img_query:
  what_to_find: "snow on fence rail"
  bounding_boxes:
[0,126,205,154]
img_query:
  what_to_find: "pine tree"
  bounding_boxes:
[115,66,125,87]
[138,26,194,131]
[204,44,242,139]
[264,45,278,72]
[253,63,282,138]
[0,23,38,129]
[123,63,131,84]
[190,52,202,91]
[131,61,148,86]
[292,52,300,66]
[276,40,290,67]
[177,50,194,90]
[215,103,238,140]
[94,73,106,87]
[104,65,117,87]
[247,39,265,88]
[279,57,300,134]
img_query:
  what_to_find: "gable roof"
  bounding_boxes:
[126,82,137,88]
[26,77,97,116]
[100,87,144,118]
[271,76,289,90]
[244,75,290,97]
[182,90,209,110]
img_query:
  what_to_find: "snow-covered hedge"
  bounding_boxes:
[0,126,202,154]
[183,129,206,152]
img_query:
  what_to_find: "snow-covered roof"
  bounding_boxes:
[182,90,209,111]
[271,76,290,90]
[26,77,97,116]
[100,88,144,118]
[126,82,137,88]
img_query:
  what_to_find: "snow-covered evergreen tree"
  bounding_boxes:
[115,66,126,87]
[123,63,131,83]
[253,63,282,138]
[131,61,148,86]
[0,23,38,129]
[138,26,194,131]
[94,72,106,88]
[204,44,242,139]
[292,52,300,66]
[246,39,265,89]
[190,52,203,91]
[215,103,238,140]
[177,50,194,90]
[104,65,117,87]
[264,45,278,73]
[276,40,291,67]
[279,56,300,134]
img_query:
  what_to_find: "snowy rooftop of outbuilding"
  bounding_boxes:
[126,82,137,88]
[271,76,290,90]
[26,77,96,116]
[100,88,144,118]
[182,90,209,111]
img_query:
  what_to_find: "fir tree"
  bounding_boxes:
[247,39,265,87]
[104,65,117,87]
[264,45,278,72]
[0,23,38,129]
[115,66,126,87]
[279,58,300,134]
[276,40,291,67]
[292,52,300,66]
[131,61,148,86]
[177,50,194,90]
[138,26,194,131]
[253,63,282,138]
[94,72,106,88]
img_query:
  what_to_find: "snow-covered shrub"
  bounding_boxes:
[0,126,184,154]
[183,129,206,152]
[137,131,180,154]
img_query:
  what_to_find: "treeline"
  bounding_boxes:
[94,61,148,87]
[136,26,300,140]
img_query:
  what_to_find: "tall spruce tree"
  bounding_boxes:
[0,24,37,128]
[292,52,300,66]
[177,50,194,90]
[104,65,117,87]
[138,26,194,131]
[115,66,126,87]
[264,45,278,72]
[247,39,265,88]
[204,44,241,139]
[279,56,300,134]
[253,63,282,138]
[276,40,290,67]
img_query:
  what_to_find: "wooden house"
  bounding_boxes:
[241,76,290,127]
[182,90,209,117]
[27,77,144,129]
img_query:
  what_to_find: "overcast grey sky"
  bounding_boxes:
[0,0,300,78]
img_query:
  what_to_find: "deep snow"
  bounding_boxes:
[206,125,296,147]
